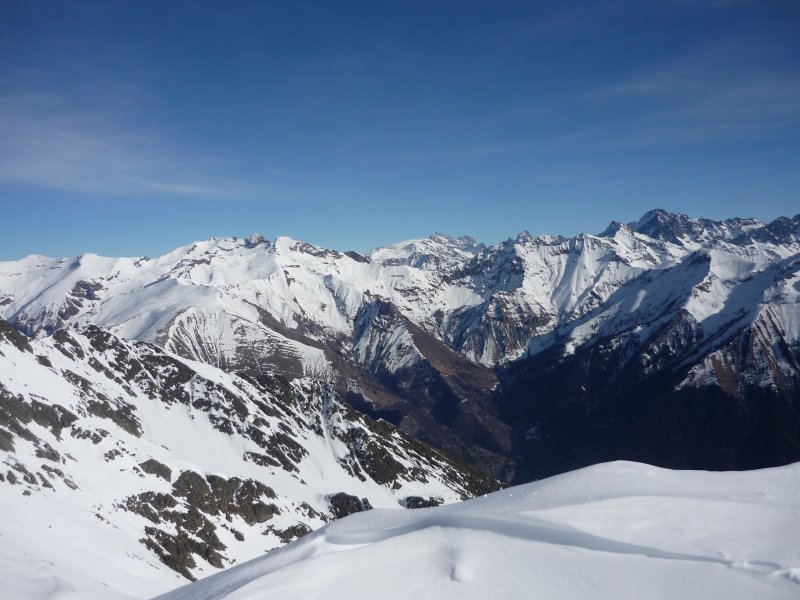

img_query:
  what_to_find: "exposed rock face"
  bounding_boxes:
[139,458,172,481]
[401,495,444,509]
[0,318,33,353]
[125,471,281,579]
[327,492,373,519]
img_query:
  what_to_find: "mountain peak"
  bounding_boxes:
[428,232,483,249]
[598,220,635,238]
[429,232,458,242]
[515,230,533,243]
[245,233,267,248]
[631,208,687,228]
[368,233,483,271]
[626,209,698,243]
[639,207,678,220]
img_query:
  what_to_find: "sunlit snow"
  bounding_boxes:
[159,460,800,600]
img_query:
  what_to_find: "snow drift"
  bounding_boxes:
[158,460,800,600]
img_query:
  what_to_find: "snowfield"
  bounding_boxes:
[158,460,800,600]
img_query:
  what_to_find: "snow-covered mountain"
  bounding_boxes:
[501,214,800,479]
[0,209,798,481]
[444,209,799,366]
[158,460,800,600]
[0,319,497,598]
[368,233,484,271]
[0,233,511,475]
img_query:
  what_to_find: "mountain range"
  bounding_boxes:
[2,209,798,482]
[1,208,799,595]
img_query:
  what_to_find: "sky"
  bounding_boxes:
[0,0,798,259]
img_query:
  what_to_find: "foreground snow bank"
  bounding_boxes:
[157,460,800,600]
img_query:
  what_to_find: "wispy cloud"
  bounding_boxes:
[0,89,245,197]
[583,35,800,148]
[138,181,236,196]
[400,142,525,164]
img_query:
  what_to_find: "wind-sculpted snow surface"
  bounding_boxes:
[158,460,800,600]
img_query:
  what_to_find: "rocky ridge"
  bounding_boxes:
[0,319,498,595]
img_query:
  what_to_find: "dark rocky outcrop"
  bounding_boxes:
[269,523,312,543]
[124,470,281,579]
[139,458,172,481]
[327,492,373,519]
[0,382,78,454]
[86,399,142,438]
[401,495,444,509]
[0,319,33,353]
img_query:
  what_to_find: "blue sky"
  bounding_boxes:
[1,0,798,259]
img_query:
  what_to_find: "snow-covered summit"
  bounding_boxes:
[368,232,484,271]
[619,208,799,252]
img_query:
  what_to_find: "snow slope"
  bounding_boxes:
[159,460,800,600]
[0,321,497,598]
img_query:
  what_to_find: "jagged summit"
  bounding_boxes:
[514,230,533,243]
[622,208,773,247]
[244,233,267,247]
[597,219,629,238]
[626,208,693,243]
[751,213,800,245]
[368,232,485,271]
[594,208,763,244]
[429,232,481,246]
